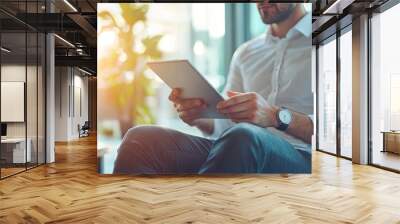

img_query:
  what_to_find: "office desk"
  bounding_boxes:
[1,138,31,164]
[382,131,400,154]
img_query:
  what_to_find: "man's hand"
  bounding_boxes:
[168,88,207,126]
[217,91,279,128]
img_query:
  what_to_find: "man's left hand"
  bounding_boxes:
[217,91,279,128]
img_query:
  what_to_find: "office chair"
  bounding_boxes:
[79,121,90,138]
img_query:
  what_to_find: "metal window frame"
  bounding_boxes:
[316,32,339,156]
[315,20,353,161]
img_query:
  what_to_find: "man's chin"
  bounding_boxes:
[259,11,287,24]
[262,17,282,25]
[262,13,292,24]
[260,5,296,24]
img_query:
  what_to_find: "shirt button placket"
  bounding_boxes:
[272,41,288,104]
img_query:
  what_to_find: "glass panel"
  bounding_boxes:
[190,3,226,91]
[38,32,45,165]
[1,30,27,177]
[371,4,400,171]
[318,38,337,154]
[27,30,38,169]
[26,0,40,169]
[0,1,46,178]
[340,30,352,158]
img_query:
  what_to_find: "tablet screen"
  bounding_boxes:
[148,60,227,119]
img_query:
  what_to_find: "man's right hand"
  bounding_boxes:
[168,88,207,126]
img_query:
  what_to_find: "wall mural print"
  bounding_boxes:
[97,2,313,174]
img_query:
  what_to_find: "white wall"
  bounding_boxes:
[55,67,69,141]
[1,63,46,164]
[71,73,89,138]
[1,65,37,138]
[1,65,26,138]
[54,67,89,141]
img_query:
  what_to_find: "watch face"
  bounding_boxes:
[279,109,292,124]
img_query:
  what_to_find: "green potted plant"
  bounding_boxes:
[98,3,163,136]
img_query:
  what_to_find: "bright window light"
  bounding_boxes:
[209,4,225,39]
[191,4,208,31]
[193,41,206,56]
[159,35,176,53]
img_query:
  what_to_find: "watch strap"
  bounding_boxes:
[277,122,289,131]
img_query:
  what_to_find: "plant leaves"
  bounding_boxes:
[120,4,148,26]
[142,35,163,59]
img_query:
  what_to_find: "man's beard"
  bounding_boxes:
[258,3,296,24]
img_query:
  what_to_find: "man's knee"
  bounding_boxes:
[200,123,264,173]
[118,125,172,156]
[213,123,264,158]
[221,123,261,145]
[123,125,164,142]
[114,125,168,173]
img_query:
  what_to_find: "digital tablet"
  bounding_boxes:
[147,60,227,119]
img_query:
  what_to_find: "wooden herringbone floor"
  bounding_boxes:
[1,135,400,224]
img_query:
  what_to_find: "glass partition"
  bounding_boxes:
[0,1,46,179]
[317,37,337,154]
[38,32,45,165]
[1,30,28,177]
[371,3,400,171]
[27,30,38,169]
[339,29,352,158]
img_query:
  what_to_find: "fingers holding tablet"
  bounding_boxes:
[169,88,207,125]
[168,88,181,101]
[176,100,206,112]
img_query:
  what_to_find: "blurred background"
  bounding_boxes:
[97,3,311,173]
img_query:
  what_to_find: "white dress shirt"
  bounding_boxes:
[212,12,313,152]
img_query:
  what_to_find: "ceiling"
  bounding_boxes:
[0,0,396,74]
[0,0,98,74]
[311,0,391,44]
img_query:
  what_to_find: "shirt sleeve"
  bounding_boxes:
[210,48,244,139]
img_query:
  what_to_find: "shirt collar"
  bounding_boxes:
[265,11,312,42]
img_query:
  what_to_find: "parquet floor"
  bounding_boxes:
[1,167,26,177]
[1,135,400,223]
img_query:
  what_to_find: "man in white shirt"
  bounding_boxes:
[114,2,313,174]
